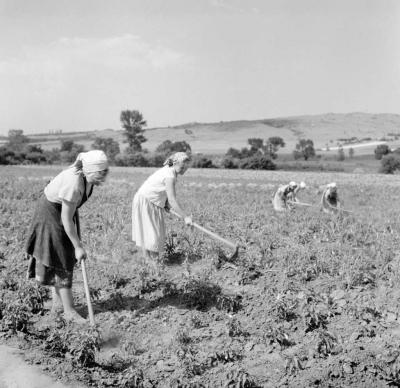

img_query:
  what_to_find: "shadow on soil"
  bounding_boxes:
[91,277,243,318]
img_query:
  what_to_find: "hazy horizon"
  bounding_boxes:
[1,0,399,135]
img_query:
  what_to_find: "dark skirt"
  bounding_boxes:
[25,196,77,288]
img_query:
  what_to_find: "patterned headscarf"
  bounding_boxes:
[163,152,191,167]
[72,150,109,174]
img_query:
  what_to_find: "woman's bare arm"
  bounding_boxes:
[165,177,186,218]
[61,200,87,261]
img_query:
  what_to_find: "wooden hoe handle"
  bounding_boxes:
[81,260,95,326]
[170,210,237,250]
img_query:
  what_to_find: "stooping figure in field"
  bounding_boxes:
[321,182,341,214]
[286,181,306,205]
[132,152,193,275]
[25,150,109,324]
[272,181,299,212]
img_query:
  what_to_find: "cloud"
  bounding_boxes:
[209,0,259,14]
[0,34,187,95]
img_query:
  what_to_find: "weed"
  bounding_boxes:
[204,349,242,367]
[163,233,184,264]
[285,354,304,375]
[108,274,130,289]
[175,328,193,347]
[227,317,248,337]
[224,370,261,387]
[189,311,208,329]
[264,325,295,349]
[302,303,328,332]
[117,366,144,388]
[270,294,298,322]
[0,302,31,333]
[44,324,101,367]
[182,278,221,311]
[372,349,400,386]
[315,329,341,358]
[216,293,243,313]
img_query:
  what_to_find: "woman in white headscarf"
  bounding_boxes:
[272,181,298,212]
[321,182,341,214]
[25,150,109,323]
[132,152,192,275]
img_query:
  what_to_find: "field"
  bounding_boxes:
[1,165,400,387]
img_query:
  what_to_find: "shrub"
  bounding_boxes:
[238,155,276,170]
[380,154,400,174]
[115,152,149,167]
[146,153,165,167]
[375,144,391,160]
[191,157,215,168]
[221,156,239,169]
[156,140,191,155]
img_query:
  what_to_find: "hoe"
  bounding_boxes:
[170,209,239,260]
[288,200,353,214]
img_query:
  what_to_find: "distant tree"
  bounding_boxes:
[8,129,29,151]
[265,136,285,159]
[337,145,345,161]
[247,138,264,151]
[59,140,85,163]
[293,139,316,161]
[26,144,44,153]
[91,137,120,162]
[60,140,75,152]
[238,155,276,170]
[225,147,241,159]
[120,110,147,151]
[155,140,191,155]
[348,147,354,159]
[380,154,400,174]
[374,144,390,160]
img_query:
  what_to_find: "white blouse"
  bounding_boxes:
[136,166,176,207]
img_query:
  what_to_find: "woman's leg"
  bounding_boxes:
[50,287,63,314]
[57,286,86,323]
[143,249,161,277]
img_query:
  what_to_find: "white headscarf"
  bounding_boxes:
[72,150,109,174]
[163,152,191,167]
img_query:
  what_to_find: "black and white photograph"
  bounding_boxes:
[1,0,400,386]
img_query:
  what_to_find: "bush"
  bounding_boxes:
[380,154,400,174]
[375,144,390,160]
[146,153,165,167]
[221,157,239,169]
[238,155,276,170]
[115,152,149,167]
[191,157,215,168]
[156,140,191,155]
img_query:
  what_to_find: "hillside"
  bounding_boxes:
[27,112,400,155]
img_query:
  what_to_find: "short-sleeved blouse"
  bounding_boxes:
[136,166,176,207]
[44,168,88,205]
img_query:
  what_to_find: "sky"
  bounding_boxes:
[0,0,399,134]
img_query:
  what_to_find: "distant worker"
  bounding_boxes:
[321,182,341,214]
[287,181,306,205]
[272,181,298,212]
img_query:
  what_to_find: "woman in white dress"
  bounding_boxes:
[132,152,192,274]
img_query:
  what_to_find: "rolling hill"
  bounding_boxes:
[27,112,400,155]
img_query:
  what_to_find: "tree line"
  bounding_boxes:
[2,109,398,172]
